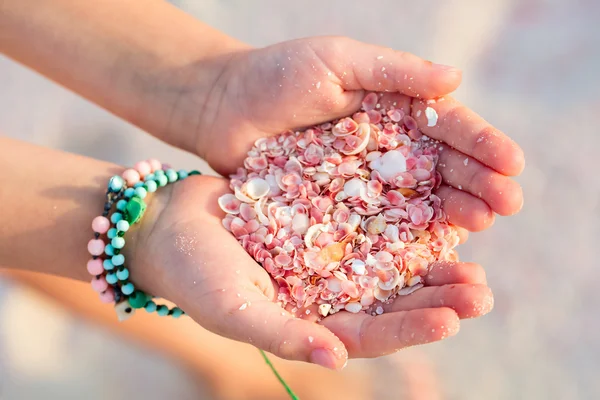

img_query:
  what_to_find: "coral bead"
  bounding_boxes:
[87,239,105,256]
[92,216,110,234]
[148,159,162,173]
[99,288,115,304]
[91,276,109,293]
[122,169,140,186]
[134,161,152,178]
[87,259,104,275]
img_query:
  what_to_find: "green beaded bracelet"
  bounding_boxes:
[87,159,201,321]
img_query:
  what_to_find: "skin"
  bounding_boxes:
[0,0,523,369]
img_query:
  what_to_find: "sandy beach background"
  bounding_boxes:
[0,1,598,399]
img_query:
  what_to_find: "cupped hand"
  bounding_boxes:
[129,175,494,370]
[197,36,525,231]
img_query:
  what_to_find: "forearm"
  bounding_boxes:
[0,137,127,283]
[0,0,249,152]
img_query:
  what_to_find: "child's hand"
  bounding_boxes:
[127,175,494,370]
[196,37,524,232]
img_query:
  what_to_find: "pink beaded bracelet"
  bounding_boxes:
[86,159,200,321]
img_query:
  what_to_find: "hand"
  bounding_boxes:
[128,175,494,370]
[196,36,525,232]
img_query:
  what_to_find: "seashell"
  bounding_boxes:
[377,268,401,290]
[368,149,407,181]
[342,123,371,155]
[345,302,362,313]
[332,117,359,137]
[366,215,387,235]
[292,212,310,235]
[351,259,366,275]
[319,303,332,316]
[234,186,255,203]
[334,190,348,202]
[344,178,367,197]
[398,283,423,295]
[218,194,241,214]
[304,224,324,249]
[347,213,362,231]
[374,287,394,302]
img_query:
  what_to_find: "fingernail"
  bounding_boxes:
[309,348,337,370]
[432,63,461,73]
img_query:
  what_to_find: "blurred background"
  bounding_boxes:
[1,0,598,399]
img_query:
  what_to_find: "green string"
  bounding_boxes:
[259,349,300,400]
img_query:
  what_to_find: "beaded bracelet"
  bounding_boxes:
[86,159,200,321]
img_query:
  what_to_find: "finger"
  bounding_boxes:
[435,185,495,231]
[384,284,494,319]
[321,308,460,358]
[412,96,525,176]
[456,226,469,244]
[438,146,524,216]
[223,289,348,370]
[313,37,462,99]
[424,261,487,286]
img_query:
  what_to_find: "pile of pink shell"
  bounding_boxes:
[218,93,460,319]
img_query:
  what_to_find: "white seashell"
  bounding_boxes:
[377,268,401,291]
[313,172,331,186]
[217,194,241,215]
[345,302,362,313]
[342,123,371,155]
[234,186,255,203]
[407,276,422,286]
[304,224,324,248]
[334,191,348,202]
[351,259,366,275]
[115,301,135,322]
[366,215,387,234]
[347,213,362,231]
[368,150,407,181]
[319,303,332,316]
[398,283,423,295]
[245,178,270,199]
[425,107,438,127]
[327,277,343,292]
[332,270,348,281]
[292,213,309,235]
[254,198,269,225]
[365,151,382,162]
[374,287,394,302]
[344,178,367,197]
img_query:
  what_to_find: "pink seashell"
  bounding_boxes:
[332,117,359,137]
[362,92,378,111]
[387,108,405,122]
[341,123,371,155]
[403,115,418,131]
[366,110,382,124]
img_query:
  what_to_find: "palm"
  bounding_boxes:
[199,37,524,232]
[135,176,493,368]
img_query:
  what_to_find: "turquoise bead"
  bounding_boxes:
[154,169,165,177]
[134,187,147,199]
[133,182,144,189]
[157,175,168,187]
[104,244,115,256]
[116,199,127,211]
[177,170,188,180]
[108,176,124,192]
[111,237,125,249]
[144,173,155,181]
[116,220,130,232]
[121,282,135,295]
[156,305,169,316]
[103,259,114,271]
[116,268,129,280]
[166,169,178,183]
[171,307,184,318]
[128,291,147,309]
[106,273,118,285]
[112,254,125,266]
[145,180,157,193]
[124,188,136,198]
[107,228,117,239]
[144,301,157,313]
[110,212,123,224]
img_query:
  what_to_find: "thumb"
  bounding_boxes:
[313,36,462,99]
[226,286,348,370]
